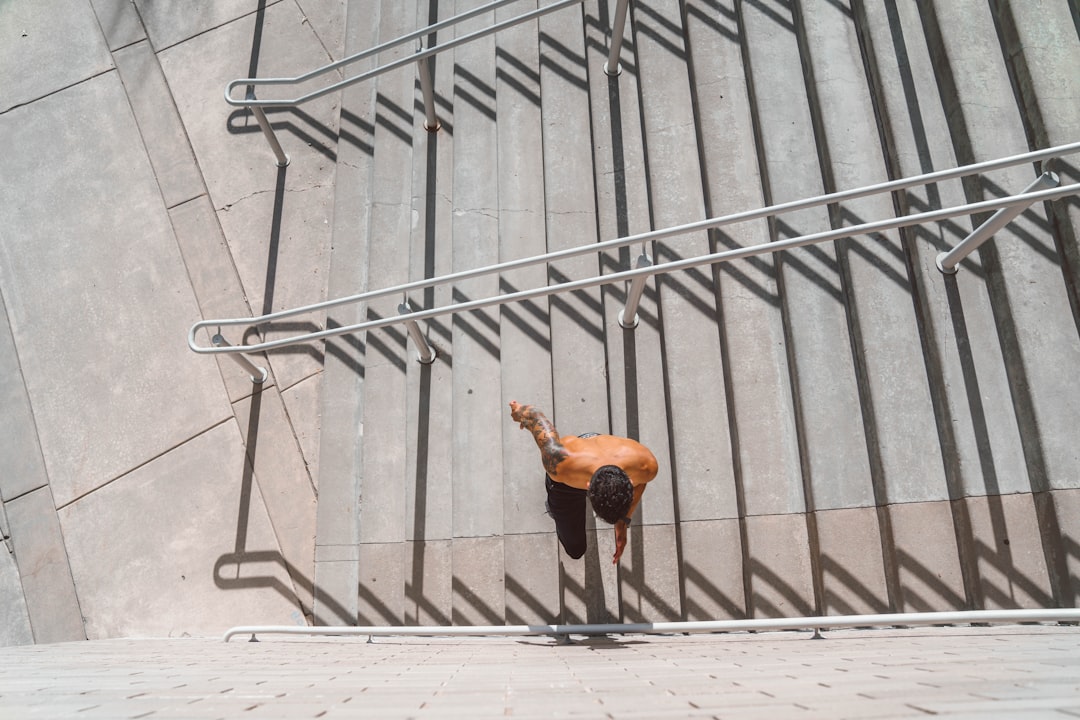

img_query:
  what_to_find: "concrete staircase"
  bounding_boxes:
[309,0,1080,626]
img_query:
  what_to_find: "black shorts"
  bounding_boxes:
[545,432,599,560]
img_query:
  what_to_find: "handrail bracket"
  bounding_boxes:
[246,89,290,168]
[936,168,1059,274]
[212,334,268,384]
[400,301,438,364]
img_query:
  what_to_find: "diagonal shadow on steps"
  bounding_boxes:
[214,386,350,626]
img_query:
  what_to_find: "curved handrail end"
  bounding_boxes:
[224,79,250,106]
[224,78,297,107]
[187,324,203,353]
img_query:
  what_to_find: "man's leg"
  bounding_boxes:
[545,476,588,559]
[543,432,600,560]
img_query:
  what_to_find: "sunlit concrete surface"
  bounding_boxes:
[1,626,1078,719]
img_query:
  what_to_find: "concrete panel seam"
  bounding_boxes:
[0,289,52,506]
[53,417,235,512]
[0,500,12,554]
[10,485,88,643]
[0,68,117,118]
[110,39,210,210]
[137,4,274,54]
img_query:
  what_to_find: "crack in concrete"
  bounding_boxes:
[219,184,331,212]
[453,208,499,220]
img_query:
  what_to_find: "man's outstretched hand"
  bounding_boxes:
[509,400,529,427]
[613,520,629,564]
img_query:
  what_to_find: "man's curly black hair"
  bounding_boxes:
[588,465,634,524]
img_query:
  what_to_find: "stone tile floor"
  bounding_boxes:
[1,625,1078,718]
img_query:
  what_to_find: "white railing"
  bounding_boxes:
[229,0,631,166]
[222,608,1080,642]
[188,142,1080,382]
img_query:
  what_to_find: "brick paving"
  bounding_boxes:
[1,625,1078,719]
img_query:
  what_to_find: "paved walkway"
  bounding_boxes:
[2,626,1079,718]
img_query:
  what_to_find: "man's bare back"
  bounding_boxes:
[509,400,658,563]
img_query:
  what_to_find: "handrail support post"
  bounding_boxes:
[399,301,438,364]
[604,0,631,77]
[248,89,290,167]
[212,334,268,384]
[936,169,1059,274]
[417,45,441,132]
[619,253,652,329]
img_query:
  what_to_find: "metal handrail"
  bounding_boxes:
[227,0,621,107]
[230,0,631,162]
[192,182,1076,355]
[189,142,1080,378]
[222,608,1080,642]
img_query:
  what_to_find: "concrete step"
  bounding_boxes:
[919,0,1079,607]
[626,0,726,623]
[313,0,384,626]
[313,0,1080,626]
[738,0,850,617]
[796,0,946,616]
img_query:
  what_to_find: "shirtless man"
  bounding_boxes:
[509,400,658,564]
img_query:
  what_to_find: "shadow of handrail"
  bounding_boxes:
[214,550,355,626]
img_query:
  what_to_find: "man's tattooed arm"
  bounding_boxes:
[509,402,568,477]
